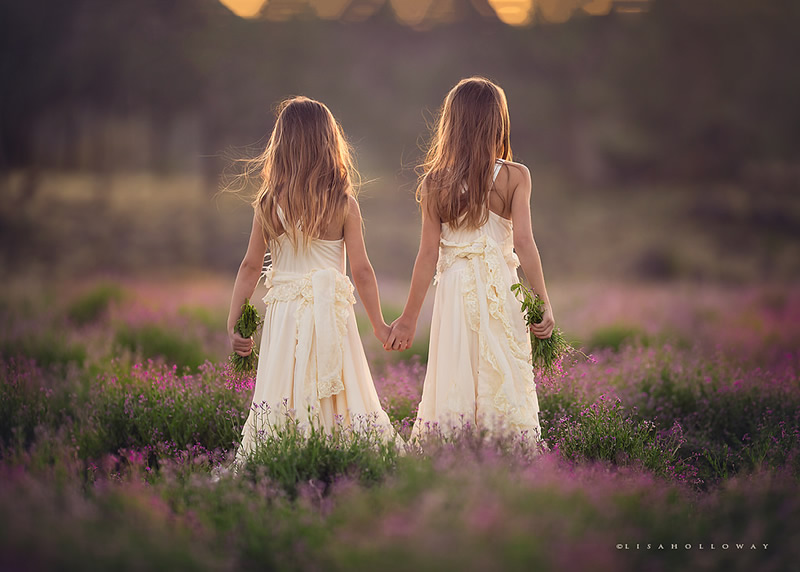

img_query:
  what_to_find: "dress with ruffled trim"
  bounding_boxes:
[231,205,399,472]
[411,160,543,441]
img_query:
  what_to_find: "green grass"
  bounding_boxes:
[178,305,226,331]
[113,323,209,371]
[71,360,243,460]
[67,282,125,326]
[0,279,798,570]
[5,434,797,572]
[239,410,399,498]
[0,359,72,451]
[545,396,691,481]
[0,332,87,370]
[587,323,649,352]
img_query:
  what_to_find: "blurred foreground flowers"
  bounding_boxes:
[0,278,798,570]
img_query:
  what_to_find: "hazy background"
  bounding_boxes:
[1,0,799,291]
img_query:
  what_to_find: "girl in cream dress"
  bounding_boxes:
[386,78,555,441]
[225,97,398,471]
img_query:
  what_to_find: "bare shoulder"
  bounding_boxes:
[346,194,361,217]
[418,175,433,201]
[492,161,530,215]
[500,160,531,185]
[342,194,364,245]
[418,176,439,219]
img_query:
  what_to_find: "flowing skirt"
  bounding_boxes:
[233,269,398,468]
[412,238,542,440]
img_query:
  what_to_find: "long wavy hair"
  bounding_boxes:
[417,77,512,229]
[233,96,357,247]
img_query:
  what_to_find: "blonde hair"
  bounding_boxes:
[233,96,357,247]
[417,77,512,229]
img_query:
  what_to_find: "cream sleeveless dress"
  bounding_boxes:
[232,204,397,468]
[411,160,543,440]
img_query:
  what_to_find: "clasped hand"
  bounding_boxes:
[382,315,416,352]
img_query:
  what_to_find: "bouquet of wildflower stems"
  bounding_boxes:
[229,298,263,373]
[511,282,584,377]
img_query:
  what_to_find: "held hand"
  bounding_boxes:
[530,306,555,340]
[229,330,254,357]
[384,315,417,352]
[373,322,391,346]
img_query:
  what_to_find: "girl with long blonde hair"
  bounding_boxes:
[385,77,554,440]
[226,96,397,468]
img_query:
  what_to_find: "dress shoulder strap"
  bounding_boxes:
[462,159,505,195]
[274,201,289,230]
[492,159,504,183]
[275,201,306,236]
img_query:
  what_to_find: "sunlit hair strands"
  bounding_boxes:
[417,77,512,229]
[229,96,358,247]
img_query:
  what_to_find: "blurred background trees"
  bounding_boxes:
[3,0,800,180]
[1,0,798,282]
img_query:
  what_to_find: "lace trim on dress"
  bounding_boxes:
[261,265,355,400]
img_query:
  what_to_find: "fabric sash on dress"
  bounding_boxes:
[261,265,355,401]
[435,234,519,284]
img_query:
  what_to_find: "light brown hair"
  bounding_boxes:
[418,77,512,229]
[235,96,357,246]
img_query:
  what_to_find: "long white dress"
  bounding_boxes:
[232,204,397,467]
[411,160,543,439]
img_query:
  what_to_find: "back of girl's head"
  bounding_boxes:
[419,77,512,229]
[246,96,357,246]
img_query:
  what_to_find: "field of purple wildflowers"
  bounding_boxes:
[1,278,798,571]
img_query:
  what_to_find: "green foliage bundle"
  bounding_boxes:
[229,299,262,373]
[511,282,581,377]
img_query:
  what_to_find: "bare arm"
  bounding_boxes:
[344,195,390,344]
[384,185,441,351]
[227,211,268,356]
[509,163,555,339]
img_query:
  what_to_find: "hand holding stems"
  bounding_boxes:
[230,330,254,357]
[228,212,268,364]
[530,304,555,339]
[512,281,578,376]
